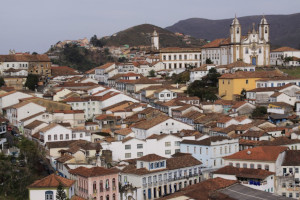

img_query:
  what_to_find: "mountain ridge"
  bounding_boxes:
[166,13,300,49]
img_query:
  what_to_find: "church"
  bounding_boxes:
[201,16,270,67]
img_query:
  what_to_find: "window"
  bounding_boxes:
[137,152,143,157]
[137,144,143,149]
[245,47,249,54]
[125,153,131,158]
[206,148,208,155]
[243,163,247,168]
[60,134,63,140]
[229,162,233,166]
[296,168,299,173]
[187,146,189,153]
[165,142,171,147]
[148,176,152,183]
[48,135,51,141]
[165,150,171,155]
[54,135,57,140]
[199,147,202,154]
[257,164,262,169]
[265,165,269,171]
[194,147,196,154]
[175,141,180,146]
[125,145,131,150]
[250,164,254,169]
[72,134,76,139]
[80,133,83,138]
[45,191,53,200]
[236,163,240,168]
[237,27,239,34]
[246,80,248,84]
[289,193,293,198]
[282,192,286,197]
[160,161,165,167]
[160,94,164,98]
[220,147,222,155]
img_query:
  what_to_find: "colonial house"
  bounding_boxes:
[270,47,300,66]
[118,154,202,200]
[180,136,239,169]
[212,165,275,193]
[27,174,75,200]
[131,115,194,139]
[0,91,33,113]
[69,166,119,200]
[223,146,288,173]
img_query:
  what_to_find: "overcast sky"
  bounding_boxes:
[0,0,299,54]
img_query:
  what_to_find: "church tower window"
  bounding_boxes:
[265,27,268,34]
[237,27,239,34]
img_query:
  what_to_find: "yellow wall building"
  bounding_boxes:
[218,71,284,100]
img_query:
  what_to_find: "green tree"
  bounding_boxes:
[56,183,68,200]
[0,77,5,87]
[205,58,213,64]
[240,89,247,100]
[25,74,39,91]
[171,71,190,83]
[251,106,267,118]
[90,35,104,47]
[203,68,221,87]
[32,52,38,55]
[148,70,156,77]
[187,80,218,101]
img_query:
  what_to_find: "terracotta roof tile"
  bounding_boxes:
[224,146,288,161]
[182,136,231,146]
[69,166,118,177]
[213,165,274,179]
[0,54,50,62]
[137,154,166,162]
[28,174,75,188]
[132,115,170,129]
[282,150,300,166]
[272,46,300,52]
[24,120,46,130]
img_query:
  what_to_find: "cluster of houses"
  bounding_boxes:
[1,16,300,200]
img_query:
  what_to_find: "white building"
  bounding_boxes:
[223,146,288,173]
[5,101,46,127]
[180,136,239,169]
[270,47,300,66]
[201,16,270,66]
[189,64,216,82]
[38,123,91,145]
[159,47,202,70]
[102,134,186,161]
[94,63,117,84]
[0,91,33,113]
[27,174,75,200]
[119,154,202,200]
[131,115,194,139]
[213,165,275,193]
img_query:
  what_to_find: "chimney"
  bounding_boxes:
[96,155,102,167]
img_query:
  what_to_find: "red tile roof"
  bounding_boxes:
[137,154,166,162]
[28,174,75,188]
[69,166,118,177]
[0,54,50,62]
[224,146,288,161]
[213,165,274,179]
[272,46,300,52]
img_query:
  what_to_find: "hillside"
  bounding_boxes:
[166,13,300,49]
[101,24,205,47]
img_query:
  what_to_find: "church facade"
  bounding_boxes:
[201,16,270,67]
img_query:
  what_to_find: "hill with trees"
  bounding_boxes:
[166,13,300,49]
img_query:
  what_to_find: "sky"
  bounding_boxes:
[0,0,299,54]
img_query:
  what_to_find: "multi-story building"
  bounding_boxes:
[180,136,239,169]
[276,150,300,199]
[52,110,85,128]
[131,115,194,139]
[201,16,270,66]
[223,146,288,173]
[5,101,46,127]
[159,47,202,70]
[94,63,117,84]
[218,70,284,100]
[69,166,119,200]
[38,123,91,145]
[270,47,300,66]
[119,154,202,200]
[101,134,184,161]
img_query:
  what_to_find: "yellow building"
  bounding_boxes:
[218,71,284,100]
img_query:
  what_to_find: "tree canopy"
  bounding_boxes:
[25,74,39,91]
[251,106,267,118]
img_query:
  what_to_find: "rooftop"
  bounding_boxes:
[28,174,75,188]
